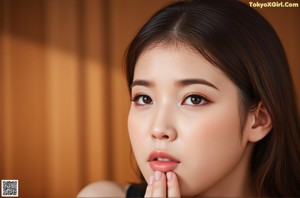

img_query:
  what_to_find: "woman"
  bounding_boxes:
[78,0,300,197]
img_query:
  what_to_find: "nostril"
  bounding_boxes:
[151,127,177,141]
[151,134,169,139]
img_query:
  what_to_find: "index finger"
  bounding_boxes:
[166,171,181,197]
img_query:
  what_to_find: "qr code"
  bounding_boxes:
[1,180,18,197]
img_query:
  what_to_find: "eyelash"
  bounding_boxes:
[131,94,153,106]
[182,94,209,106]
[131,94,209,106]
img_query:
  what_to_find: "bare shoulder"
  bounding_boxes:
[77,180,128,197]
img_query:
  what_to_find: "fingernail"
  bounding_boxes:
[154,171,162,181]
[149,175,154,185]
[166,172,173,181]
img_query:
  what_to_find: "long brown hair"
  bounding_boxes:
[124,0,300,196]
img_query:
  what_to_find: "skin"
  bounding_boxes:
[128,44,272,197]
[77,44,271,197]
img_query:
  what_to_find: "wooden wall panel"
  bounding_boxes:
[80,0,111,184]
[45,1,81,197]
[1,1,47,197]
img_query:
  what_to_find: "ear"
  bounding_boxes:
[245,102,273,142]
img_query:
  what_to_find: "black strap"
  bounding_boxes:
[126,184,147,197]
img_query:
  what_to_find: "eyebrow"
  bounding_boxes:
[131,78,218,90]
[131,80,154,88]
[176,79,219,90]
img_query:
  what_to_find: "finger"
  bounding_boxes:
[152,171,167,197]
[167,172,181,197]
[144,175,154,197]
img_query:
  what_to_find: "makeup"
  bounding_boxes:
[148,151,180,172]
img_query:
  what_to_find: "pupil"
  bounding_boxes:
[192,96,201,104]
[143,96,151,104]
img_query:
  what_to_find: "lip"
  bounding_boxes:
[148,151,180,172]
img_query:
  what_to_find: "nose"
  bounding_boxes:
[151,105,177,142]
[152,127,177,141]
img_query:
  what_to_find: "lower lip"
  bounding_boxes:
[149,161,179,172]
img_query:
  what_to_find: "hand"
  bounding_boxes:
[144,171,181,197]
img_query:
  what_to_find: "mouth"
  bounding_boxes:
[148,151,180,172]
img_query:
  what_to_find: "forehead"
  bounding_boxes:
[134,45,224,81]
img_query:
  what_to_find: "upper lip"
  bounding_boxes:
[148,151,180,163]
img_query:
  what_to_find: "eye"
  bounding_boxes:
[182,94,207,106]
[132,94,153,105]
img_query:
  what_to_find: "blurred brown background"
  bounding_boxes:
[0,0,299,197]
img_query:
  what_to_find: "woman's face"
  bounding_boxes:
[128,45,252,196]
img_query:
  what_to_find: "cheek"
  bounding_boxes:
[128,108,154,182]
[181,110,243,167]
[180,103,242,148]
[128,109,143,150]
[177,105,246,195]
[128,109,148,163]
